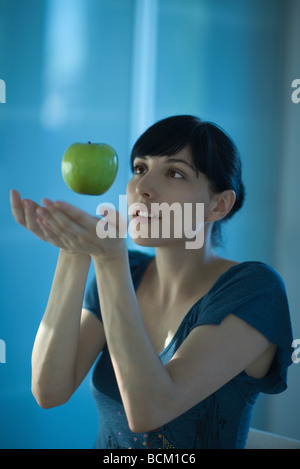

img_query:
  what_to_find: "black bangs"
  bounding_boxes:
[130,115,203,171]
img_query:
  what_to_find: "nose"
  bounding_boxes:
[135,171,158,200]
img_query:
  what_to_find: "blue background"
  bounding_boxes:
[1,0,299,448]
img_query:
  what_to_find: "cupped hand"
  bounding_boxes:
[10,189,56,243]
[10,190,126,259]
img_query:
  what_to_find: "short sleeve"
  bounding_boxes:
[188,262,294,394]
[82,250,154,322]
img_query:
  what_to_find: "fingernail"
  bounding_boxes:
[42,198,52,206]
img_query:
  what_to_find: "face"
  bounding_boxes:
[126,147,217,248]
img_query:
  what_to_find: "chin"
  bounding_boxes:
[127,216,196,248]
[129,233,188,249]
[130,235,162,248]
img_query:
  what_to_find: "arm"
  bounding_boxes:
[92,253,273,433]
[31,250,106,408]
[10,191,106,408]
[92,254,174,432]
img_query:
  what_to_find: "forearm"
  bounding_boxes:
[93,254,175,432]
[31,250,91,408]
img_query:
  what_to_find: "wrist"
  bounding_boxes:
[59,249,91,265]
[92,247,128,270]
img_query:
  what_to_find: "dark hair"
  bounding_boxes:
[130,115,245,246]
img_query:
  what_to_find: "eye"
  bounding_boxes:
[132,162,185,179]
[133,164,146,174]
[167,168,184,179]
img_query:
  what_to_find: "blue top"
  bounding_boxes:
[83,250,293,449]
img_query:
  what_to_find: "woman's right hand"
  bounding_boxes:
[10,189,72,251]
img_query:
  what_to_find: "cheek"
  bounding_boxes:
[184,188,210,206]
[186,191,213,223]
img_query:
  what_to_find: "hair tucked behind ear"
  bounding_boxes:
[192,121,245,246]
[131,115,245,247]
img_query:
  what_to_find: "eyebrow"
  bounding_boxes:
[166,157,196,173]
[134,155,197,173]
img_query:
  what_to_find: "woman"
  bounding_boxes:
[10,115,293,449]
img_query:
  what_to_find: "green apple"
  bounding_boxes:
[61,142,118,195]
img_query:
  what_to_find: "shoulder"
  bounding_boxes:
[211,260,289,315]
[214,261,287,295]
[193,260,290,332]
[197,260,292,348]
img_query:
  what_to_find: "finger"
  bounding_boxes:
[37,209,90,252]
[37,204,86,238]
[44,203,99,241]
[44,200,94,228]
[10,190,26,226]
[23,199,46,236]
[36,217,66,247]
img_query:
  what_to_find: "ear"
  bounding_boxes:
[206,190,236,222]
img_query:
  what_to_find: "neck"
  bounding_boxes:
[150,234,221,306]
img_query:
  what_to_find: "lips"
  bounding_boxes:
[136,210,154,218]
[128,203,161,219]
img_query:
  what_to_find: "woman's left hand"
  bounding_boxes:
[36,198,127,260]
